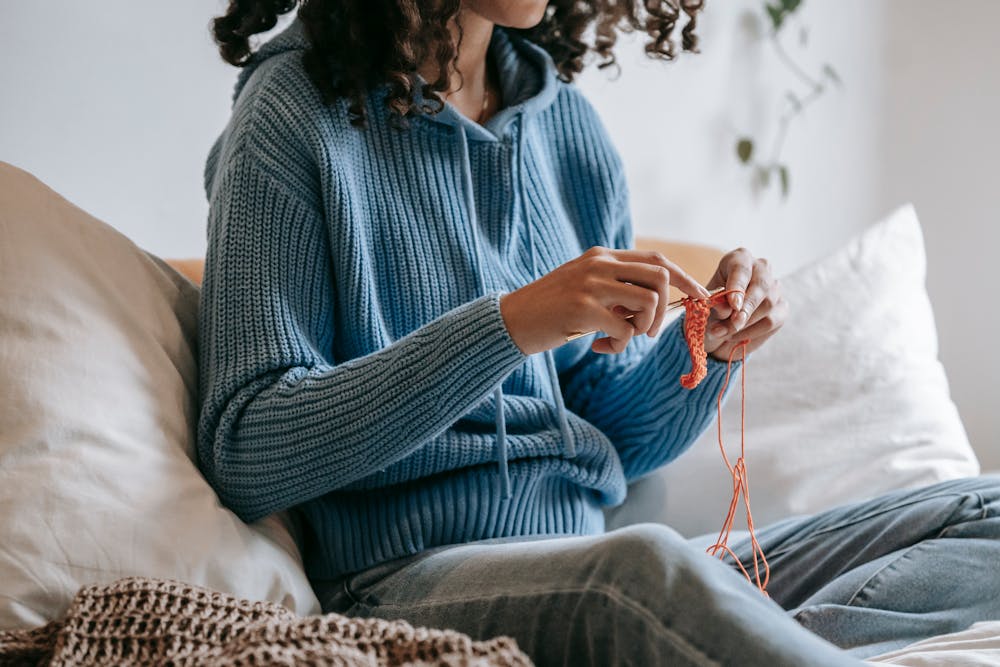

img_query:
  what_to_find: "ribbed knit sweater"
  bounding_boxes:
[197,19,739,580]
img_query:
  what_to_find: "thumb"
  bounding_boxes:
[703,324,728,355]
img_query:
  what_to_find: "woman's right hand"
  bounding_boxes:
[499,246,710,356]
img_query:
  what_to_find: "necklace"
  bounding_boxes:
[476,85,491,124]
[477,59,499,124]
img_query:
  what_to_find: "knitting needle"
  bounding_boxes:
[565,287,726,342]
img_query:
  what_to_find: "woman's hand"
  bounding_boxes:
[499,246,710,356]
[703,247,788,361]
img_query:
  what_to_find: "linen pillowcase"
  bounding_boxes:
[605,204,980,536]
[0,162,320,629]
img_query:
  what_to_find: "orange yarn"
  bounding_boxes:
[679,290,770,595]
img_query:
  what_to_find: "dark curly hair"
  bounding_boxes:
[212,1,706,127]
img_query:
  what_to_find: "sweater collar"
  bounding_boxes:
[414,26,560,142]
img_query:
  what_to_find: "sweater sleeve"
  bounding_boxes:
[560,180,742,482]
[196,149,527,523]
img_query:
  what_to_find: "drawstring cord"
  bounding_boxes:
[457,126,512,499]
[517,117,576,459]
[457,114,578,501]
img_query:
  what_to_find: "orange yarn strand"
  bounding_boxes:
[679,290,770,596]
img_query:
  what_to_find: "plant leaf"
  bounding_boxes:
[782,0,803,13]
[736,138,755,164]
[765,4,784,31]
[779,165,790,197]
[822,63,842,86]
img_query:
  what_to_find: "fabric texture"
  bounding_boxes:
[865,621,1000,666]
[198,18,737,580]
[0,577,532,666]
[313,475,1000,666]
[0,161,320,630]
[606,204,979,536]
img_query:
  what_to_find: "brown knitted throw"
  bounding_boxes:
[0,577,533,667]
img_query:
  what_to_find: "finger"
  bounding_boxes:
[714,299,787,351]
[704,322,730,351]
[613,283,657,335]
[706,249,750,313]
[710,299,734,321]
[583,259,667,337]
[609,249,710,299]
[592,279,658,335]
[706,312,730,341]
[723,316,770,344]
[716,321,783,358]
[590,307,636,354]
[732,260,774,331]
[605,262,670,336]
[723,251,753,313]
[592,335,630,354]
[702,307,735,350]
[739,284,784,331]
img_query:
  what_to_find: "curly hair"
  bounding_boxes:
[212,0,706,127]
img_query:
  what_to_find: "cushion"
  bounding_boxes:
[606,204,980,536]
[0,162,320,629]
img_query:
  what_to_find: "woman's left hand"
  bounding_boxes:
[702,248,788,361]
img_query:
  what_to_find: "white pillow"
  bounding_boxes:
[0,162,320,629]
[606,204,980,537]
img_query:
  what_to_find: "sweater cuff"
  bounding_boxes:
[476,291,530,373]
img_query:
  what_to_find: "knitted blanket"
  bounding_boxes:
[0,577,532,666]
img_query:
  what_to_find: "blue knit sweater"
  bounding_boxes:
[197,19,738,580]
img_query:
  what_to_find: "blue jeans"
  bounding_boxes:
[312,476,1000,666]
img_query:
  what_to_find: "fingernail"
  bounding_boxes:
[733,294,744,311]
[711,325,727,338]
[734,311,748,330]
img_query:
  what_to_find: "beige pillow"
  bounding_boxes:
[0,162,320,629]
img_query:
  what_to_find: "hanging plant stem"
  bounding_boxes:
[735,0,841,199]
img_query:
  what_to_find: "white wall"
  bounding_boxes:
[1,1,996,468]
[0,1,236,257]
[877,1,1000,471]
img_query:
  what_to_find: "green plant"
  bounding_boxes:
[736,0,841,198]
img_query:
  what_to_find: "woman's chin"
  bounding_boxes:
[468,1,549,30]
[507,6,548,30]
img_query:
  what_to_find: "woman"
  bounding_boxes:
[197,2,1000,665]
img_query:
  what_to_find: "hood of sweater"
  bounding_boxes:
[232,17,574,498]
[232,18,559,135]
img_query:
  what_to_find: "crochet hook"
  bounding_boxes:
[565,287,725,342]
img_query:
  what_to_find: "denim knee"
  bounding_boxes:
[587,523,696,597]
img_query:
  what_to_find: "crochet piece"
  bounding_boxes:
[0,577,533,667]
[678,291,770,595]
[679,292,721,389]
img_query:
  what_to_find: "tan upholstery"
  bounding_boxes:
[164,239,723,297]
[165,258,204,286]
[633,238,724,302]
